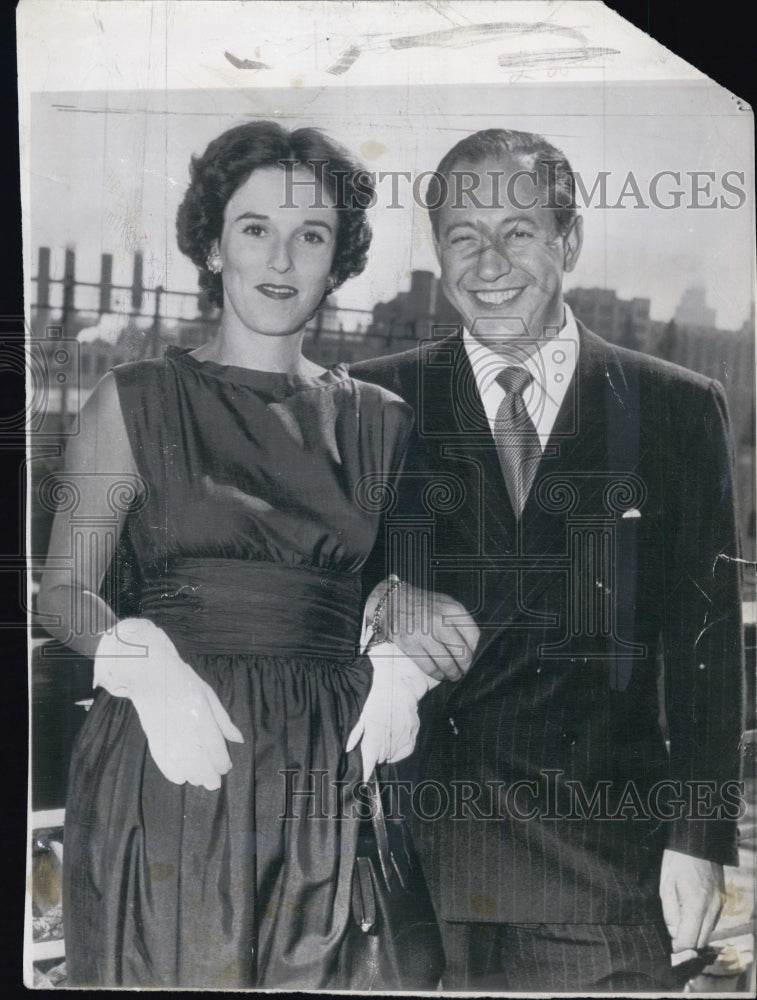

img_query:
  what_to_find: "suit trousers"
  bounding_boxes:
[439,918,680,992]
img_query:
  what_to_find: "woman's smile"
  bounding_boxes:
[255,282,299,300]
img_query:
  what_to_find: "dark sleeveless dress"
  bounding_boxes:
[62,347,413,989]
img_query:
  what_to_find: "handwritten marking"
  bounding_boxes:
[327,20,591,75]
[224,51,270,70]
[498,47,620,69]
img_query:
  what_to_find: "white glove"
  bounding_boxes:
[94,618,244,790]
[346,639,440,781]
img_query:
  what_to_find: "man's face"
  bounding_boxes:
[434,155,582,348]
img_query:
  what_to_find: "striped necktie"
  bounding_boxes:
[493,366,542,518]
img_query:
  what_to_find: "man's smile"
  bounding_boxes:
[468,287,525,307]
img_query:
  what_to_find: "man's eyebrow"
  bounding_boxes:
[443,215,534,239]
[443,221,478,238]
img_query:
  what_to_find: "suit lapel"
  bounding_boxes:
[473,326,621,662]
[417,333,517,565]
[520,323,613,540]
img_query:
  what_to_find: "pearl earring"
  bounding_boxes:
[206,251,223,274]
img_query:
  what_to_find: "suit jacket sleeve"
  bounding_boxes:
[663,379,745,866]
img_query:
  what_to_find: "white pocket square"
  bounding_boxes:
[621,508,641,519]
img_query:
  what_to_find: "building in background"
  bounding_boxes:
[372,269,459,343]
[675,285,717,330]
[564,287,653,353]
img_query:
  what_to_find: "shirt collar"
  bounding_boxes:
[463,305,579,388]
[462,304,580,442]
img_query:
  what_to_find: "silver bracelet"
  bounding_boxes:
[370,575,404,638]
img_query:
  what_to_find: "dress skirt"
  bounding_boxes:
[64,645,371,988]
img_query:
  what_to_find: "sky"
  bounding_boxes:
[28,81,754,332]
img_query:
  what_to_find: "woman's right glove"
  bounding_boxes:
[93,617,244,790]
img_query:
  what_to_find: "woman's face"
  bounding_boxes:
[215,165,338,337]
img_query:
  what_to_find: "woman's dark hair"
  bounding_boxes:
[425,128,577,240]
[176,121,374,307]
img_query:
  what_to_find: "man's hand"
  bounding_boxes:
[365,580,480,681]
[660,849,725,958]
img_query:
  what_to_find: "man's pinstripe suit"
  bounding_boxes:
[352,320,744,989]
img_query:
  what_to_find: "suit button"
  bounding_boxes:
[449,717,459,736]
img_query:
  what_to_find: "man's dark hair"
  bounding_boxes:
[425,128,577,239]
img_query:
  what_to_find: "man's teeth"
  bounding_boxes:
[473,288,522,305]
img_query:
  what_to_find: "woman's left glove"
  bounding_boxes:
[93,617,244,790]
[346,641,439,781]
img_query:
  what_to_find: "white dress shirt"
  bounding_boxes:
[463,304,580,450]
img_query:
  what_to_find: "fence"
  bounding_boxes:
[29,246,453,384]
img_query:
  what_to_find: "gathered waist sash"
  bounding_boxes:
[140,559,363,658]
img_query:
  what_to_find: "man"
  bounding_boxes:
[352,129,745,991]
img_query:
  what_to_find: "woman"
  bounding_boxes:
[38,121,417,988]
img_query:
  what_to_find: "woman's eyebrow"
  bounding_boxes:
[233,211,333,233]
[233,211,268,223]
